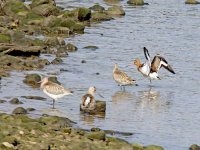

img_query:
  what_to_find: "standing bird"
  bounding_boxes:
[81,86,96,111]
[133,47,175,83]
[40,77,73,109]
[113,63,136,90]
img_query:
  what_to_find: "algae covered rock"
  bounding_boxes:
[12,107,27,114]
[106,6,125,16]
[0,34,11,43]
[89,4,105,12]
[23,73,41,88]
[190,144,200,150]
[144,145,164,150]
[127,0,149,5]
[32,4,60,17]
[30,0,56,8]
[2,0,30,17]
[78,7,91,21]
[9,98,23,104]
[91,12,113,22]
[86,130,106,141]
[65,43,78,52]
[51,57,63,64]
[80,100,106,114]
[185,0,200,4]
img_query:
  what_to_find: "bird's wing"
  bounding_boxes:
[45,83,66,95]
[144,47,151,61]
[151,56,175,74]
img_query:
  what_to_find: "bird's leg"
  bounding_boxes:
[150,79,152,84]
[52,99,55,109]
[122,86,125,91]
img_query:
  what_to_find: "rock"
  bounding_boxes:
[12,107,27,115]
[132,143,144,150]
[2,0,30,17]
[104,0,121,4]
[127,0,149,5]
[190,144,200,150]
[53,27,71,35]
[23,74,41,88]
[83,45,99,50]
[0,99,6,103]
[32,4,60,17]
[9,98,23,104]
[144,145,164,150]
[45,37,60,46]
[185,0,200,4]
[81,60,86,63]
[21,96,46,101]
[41,15,61,27]
[78,7,91,21]
[39,115,75,130]
[89,4,105,12]
[51,57,63,64]
[0,43,42,57]
[86,130,106,141]
[91,12,113,22]
[2,142,15,149]
[0,34,11,43]
[27,108,36,111]
[80,100,106,114]
[65,43,78,52]
[106,6,125,16]
[30,0,56,8]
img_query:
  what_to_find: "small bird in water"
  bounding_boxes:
[81,86,96,111]
[133,47,175,83]
[113,63,136,90]
[40,77,73,109]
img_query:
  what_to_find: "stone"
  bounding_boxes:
[9,98,23,104]
[86,130,106,141]
[127,0,149,5]
[32,4,60,17]
[51,57,63,64]
[78,7,91,21]
[27,108,36,111]
[83,45,99,50]
[91,12,113,22]
[23,74,41,88]
[106,6,125,16]
[89,4,105,12]
[65,43,78,52]
[144,145,164,150]
[0,34,11,43]
[12,107,27,114]
[0,99,6,103]
[185,0,200,4]
[80,100,106,114]
[21,96,46,101]
[190,144,200,150]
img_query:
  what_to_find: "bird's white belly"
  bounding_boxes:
[139,64,150,76]
[43,89,66,100]
[149,72,159,80]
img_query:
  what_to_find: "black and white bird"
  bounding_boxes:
[81,86,96,111]
[133,47,175,82]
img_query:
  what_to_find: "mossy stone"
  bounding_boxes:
[185,0,200,4]
[86,130,106,141]
[9,98,23,104]
[132,143,144,150]
[23,74,41,88]
[190,144,200,150]
[78,7,91,21]
[65,43,78,52]
[144,145,164,150]
[12,107,27,115]
[89,4,105,12]
[106,6,125,16]
[0,34,11,43]
[127,0,147,5]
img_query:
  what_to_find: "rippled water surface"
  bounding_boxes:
[1,0,200,149]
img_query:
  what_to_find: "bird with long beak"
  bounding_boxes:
[81,86,96,111]
[39,77,73,109]
[113,63,137,90]
[133,47,175,83]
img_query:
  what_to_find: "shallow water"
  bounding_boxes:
[1,0,200,149]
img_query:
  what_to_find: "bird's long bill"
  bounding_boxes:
[97,93,104,98]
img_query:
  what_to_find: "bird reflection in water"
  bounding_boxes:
[80,112,105,126]
[112,90,135,104]
[136,87,172,112]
